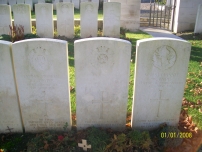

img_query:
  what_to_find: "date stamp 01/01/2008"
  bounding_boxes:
[160,132,193,138]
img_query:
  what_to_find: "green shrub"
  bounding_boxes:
[87,127,110,151]
[74,25,80,38]
[0,34,11,42]
[24,33,40,39]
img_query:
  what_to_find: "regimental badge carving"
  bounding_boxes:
[28,47,49,72]
[93,46,114,65]
[61,4,69,13]
[152,45,177,70]
[97,54,108,64]
[90,46,114,75]
[40,6,47,16]
[85,4,93,12]
[15,5,26,13]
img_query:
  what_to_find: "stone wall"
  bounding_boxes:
[109,0,140,31]
[173,0,202,33]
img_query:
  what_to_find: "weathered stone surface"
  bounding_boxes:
[56,2,74,38]
[0,40,23,133]
[25,0,33,11]
[35,3,54,38]
[131,38,191,130]
[0,5,12,35]
[80,2,98,38]
[17,0,24,4]
[12,38,72,132]
[194,4,202,33]
[75,37,131,130]
[63,0,71,2]
[103,2,120,38]
[13,4,32,34]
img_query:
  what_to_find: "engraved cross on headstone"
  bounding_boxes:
[92,91,112,119]
[6,126,14,133]
[150,90,169,117]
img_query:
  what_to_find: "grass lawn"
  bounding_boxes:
[176,32,202,129]
[11,9,103,19]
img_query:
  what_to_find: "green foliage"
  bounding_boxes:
[87,127,110,151]
[128,130,153,150]
[156,0,166,5]
[31,26,37,35]
[105,133,128,152]
[0,34,11,42]
[188,108,202,129]
[120,27,128,39]
[0,133,35,151]
[74,25,80,38]
[97,28,103,37]
[24,33,40,39]
[45,0,52,3]
[27,131,77,151]
[63,122,68,131]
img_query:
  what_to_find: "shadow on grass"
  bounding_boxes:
[177,32,202,41]
[190,46,202,62]
[69,58,74,67]
[126,30,152,61]
[176,32,202,62]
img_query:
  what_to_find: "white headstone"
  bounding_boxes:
[0,0,7,4]
[8,0,17,11]
[75,37,131,130]
[38,0,45,3]
[131,38,191,130]
[0,40,23,133]
[56,2,74,38]
[35,3,54,38]
[103,2,120,38]
[0,5,12,35]
[13,4,32,34]
[17,0,24,4]
[194,4,202,33]
[109,0,140,31]
[25,0,33,11]
[80,0,99,9]
[80,2,98,38]
[63,0,71,2]
[12,38,72,132]
[72,0,79,9]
